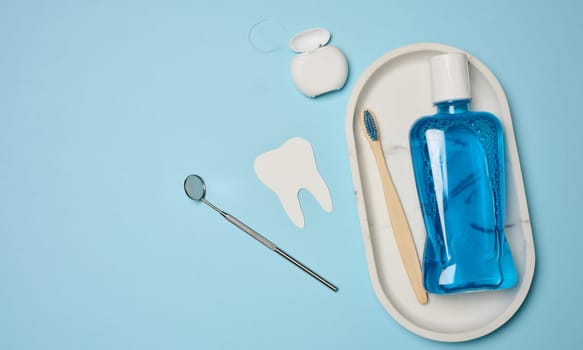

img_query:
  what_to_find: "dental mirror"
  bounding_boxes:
[183,174,338,292]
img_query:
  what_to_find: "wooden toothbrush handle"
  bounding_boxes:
[371,143,428,304]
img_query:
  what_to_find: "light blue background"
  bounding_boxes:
[1,0,581,349]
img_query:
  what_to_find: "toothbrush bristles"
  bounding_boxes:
[363,110,378,142]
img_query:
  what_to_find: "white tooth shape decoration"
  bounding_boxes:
[254,137,333,228]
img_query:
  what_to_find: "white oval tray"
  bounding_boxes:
[345,43,536,342]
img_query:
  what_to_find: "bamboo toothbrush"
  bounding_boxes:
[361,109,428,305]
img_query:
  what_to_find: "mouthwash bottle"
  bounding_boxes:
[409,53,517,294]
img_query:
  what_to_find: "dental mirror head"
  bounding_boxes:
[184,175,206,201]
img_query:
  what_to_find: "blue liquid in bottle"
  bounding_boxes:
[409,54,517,293]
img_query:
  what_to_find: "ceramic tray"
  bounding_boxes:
[345,43,535,342]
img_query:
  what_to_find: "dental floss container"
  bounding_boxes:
[289,28,348,97]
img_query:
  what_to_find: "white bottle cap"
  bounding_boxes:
[430,53,471,104]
